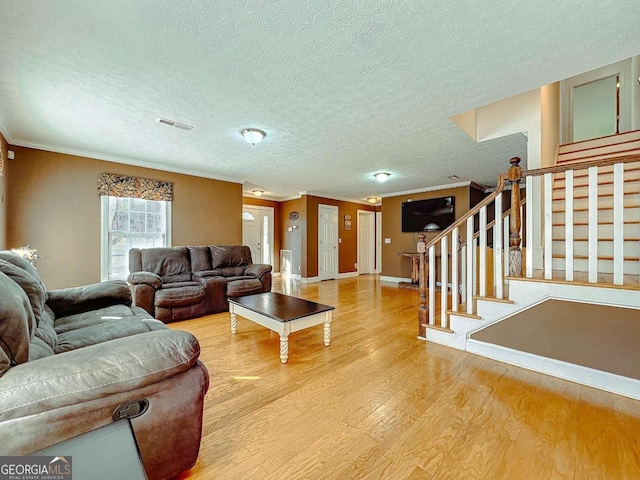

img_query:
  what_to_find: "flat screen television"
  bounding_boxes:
[401,196,455,233]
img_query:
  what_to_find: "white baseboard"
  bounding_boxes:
[300,276,320,284]
[380,275,411,284]
[338,271,359,279]
[467,339,640,401]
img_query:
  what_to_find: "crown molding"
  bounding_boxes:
[380,180,481,198]
[9,140,245,185]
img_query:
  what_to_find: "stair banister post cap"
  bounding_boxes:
[508,157,522,182]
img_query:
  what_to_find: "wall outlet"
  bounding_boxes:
[384,238,391,244]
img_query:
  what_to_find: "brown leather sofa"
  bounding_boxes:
[0,251,209,480]
[128,245,272,322]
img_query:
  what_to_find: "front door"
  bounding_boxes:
[242,205,274,265]
[318,204,338,280]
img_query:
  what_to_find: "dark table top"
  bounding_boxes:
[229,292,335,323]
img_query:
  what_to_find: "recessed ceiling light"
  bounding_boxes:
[252,189,264,197]
[374,172,390,183]
[241,128,266,145]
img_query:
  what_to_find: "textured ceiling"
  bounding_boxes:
[0,1,639,202]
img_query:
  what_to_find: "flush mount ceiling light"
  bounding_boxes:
[367,197,379,204]
[241,128,266,145]
[252,189,264,197]
[374,172,390,183]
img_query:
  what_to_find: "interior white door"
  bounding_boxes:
[318,204,339,280]
[375,212,382,273]
[358,210,375,274]
[242,206,262,262]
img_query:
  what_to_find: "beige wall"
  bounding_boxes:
[0,133,7,250]
[381,185,476,279]
[305,195,376,278]
[540,82,560,168]
[7,147,242,289]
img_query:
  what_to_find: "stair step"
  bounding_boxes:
[423,323,454,333]
[554,237,640,242]
[558,130,640,156]
[446,309,482,320]
[553,220,640,226]
[472,295,514,304]
[552,253,640,261]
[552,204,639,213]
[553,190,640,201]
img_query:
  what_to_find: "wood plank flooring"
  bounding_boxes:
[170,275,640,480]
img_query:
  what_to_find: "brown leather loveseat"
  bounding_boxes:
[128,245,272,322]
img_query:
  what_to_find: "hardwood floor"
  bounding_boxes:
[171,275,640,480]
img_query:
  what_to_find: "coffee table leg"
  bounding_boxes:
[324,312,331,346]
[230,312,237,334]
[279,335,289,364]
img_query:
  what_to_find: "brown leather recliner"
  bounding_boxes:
[128,245,272,322]
[0,251,209,480]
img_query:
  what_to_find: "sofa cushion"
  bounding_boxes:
[0,252,46,294]
[0,272,35,376]
[209,245,252,269]
[56,320,153,353]
[141,247,192,283]
[188,246,212,272]
[215,266,247,278]
[162,281,201,289]
[54,305,147,334]
[155,286,205,308]
[28,336,55,361]
[227,278,264,297]
[34,305,57,353]
[0,259,46,329]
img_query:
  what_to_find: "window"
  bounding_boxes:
[101,196,172,281]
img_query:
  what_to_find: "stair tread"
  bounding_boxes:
[551,253,639,261]
[445,309,482,319]
[553,220,640,226]
[554,237,640,242]
[552,204,639,213]
[423,323,454,333]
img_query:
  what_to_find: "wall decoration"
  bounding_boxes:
[344,214,352,230]
[289,211,299,221]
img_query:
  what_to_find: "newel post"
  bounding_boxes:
[417,232,428,336]
[508,157,523,277]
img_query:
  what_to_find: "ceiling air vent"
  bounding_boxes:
[155,117,193,131]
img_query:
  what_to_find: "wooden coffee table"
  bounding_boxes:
[229,292,335,363]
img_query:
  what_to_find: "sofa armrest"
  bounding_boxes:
[127,272,162,289]
[245,263,273,279]
[0,330,201,423]
[47,280,132,318]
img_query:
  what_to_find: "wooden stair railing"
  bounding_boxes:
[418,153,640,337]
[417,157,521,337]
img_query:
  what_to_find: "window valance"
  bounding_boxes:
[97,173,173,201]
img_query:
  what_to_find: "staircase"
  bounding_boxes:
[552,130,640,277]
[418,137,640,400]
